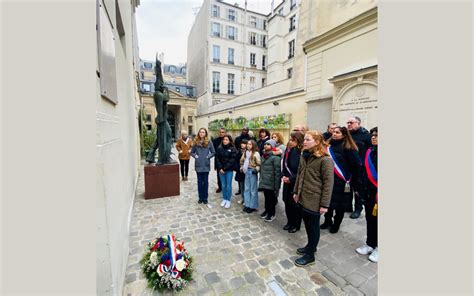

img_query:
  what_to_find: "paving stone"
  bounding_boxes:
[316,286,334,296]
[229,276,246,290]
[297,277,315,291]
[204,272,221,285]
[358,278,377,296]
[322,270,347,288]
[279,259,294,270]
[243,271,259,284]
[345,272,368,288]
[125,273,136,284]
[343,284,365,296]
[256,267,271,280]
[310,273,328,285]
[245,259,259,269]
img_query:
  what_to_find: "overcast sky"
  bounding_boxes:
[136,0,276,65]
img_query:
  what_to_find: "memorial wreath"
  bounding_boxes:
[140,234,193,292]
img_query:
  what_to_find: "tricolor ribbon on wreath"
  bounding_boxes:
[327,146,352,193]
[364,148,378,216]
[156,234,181,278]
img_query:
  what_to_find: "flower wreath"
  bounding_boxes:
[140,234,193,291]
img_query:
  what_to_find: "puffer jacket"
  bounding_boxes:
[215,143,237,172]
[294,152,334,212]
[258,152,281,192]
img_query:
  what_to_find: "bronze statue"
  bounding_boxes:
[145,57,173,164]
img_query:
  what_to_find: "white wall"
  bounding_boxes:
[96,0,140,295]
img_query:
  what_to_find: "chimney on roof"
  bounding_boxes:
[234,2,239,7]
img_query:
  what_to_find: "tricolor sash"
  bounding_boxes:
[327,146,352,185]
[365,148,378,216]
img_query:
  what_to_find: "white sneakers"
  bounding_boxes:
[356,245,378,263]
[356,245,374,255]
[220,200,231,208]
[368,248,378,263]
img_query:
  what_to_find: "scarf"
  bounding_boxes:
[302,150,312,159]
[243,150,251,173]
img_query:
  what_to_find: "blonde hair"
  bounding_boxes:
[181,130,188,136]
[271,132,285,145]
[194,128,209,147]
[305,131,329,157]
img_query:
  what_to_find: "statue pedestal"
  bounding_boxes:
[144,162,180,199]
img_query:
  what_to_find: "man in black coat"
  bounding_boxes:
[347,116,372,219]
[212,127,226,193]
[322,122,337,141]
[234,126,251,150]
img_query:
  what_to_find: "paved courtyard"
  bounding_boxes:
[123,153,377,296]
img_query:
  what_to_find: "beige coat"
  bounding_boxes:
[175,137,193,160]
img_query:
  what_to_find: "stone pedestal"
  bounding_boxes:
[144,162,180,199]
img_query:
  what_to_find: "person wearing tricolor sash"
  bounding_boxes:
[356,127,378,263]
[322,126,362,234]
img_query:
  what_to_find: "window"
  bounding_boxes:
[227,26,236,40]
[188,116,193,123]
[262,55,266,70]
[289,15,296,31]
[288,39,295,59]
[228,48,235,65]
[142,83,151,92]
[211,22,221,37]
[228,73,235,94]
[249,16,257,27]
[169,65,176,73]
[144,62,153,69]
[278,8,283,15]
[186,88,193,97]
[228,9,236,21]
[290,0,297,10]
[263,20,267,30]
[249,32,256,45]
[213,45,220,63]
[175,87,180,93]
[146,114,152,121]
[262,78,266,87]
[260,35,267,47]
[250,76,256,91]
[250,53,256,67]
[287,67,293,78]
[212,71,220,93]
[212,4,220,17]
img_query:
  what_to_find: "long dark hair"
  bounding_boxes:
[333,126,358,151]
[289,132,304,152]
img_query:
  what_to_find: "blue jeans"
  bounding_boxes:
[244,169,258,209]
[196,172,209,202]
[219,171,233,201]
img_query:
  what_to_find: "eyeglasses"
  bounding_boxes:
[347,121,358,124]
[371,134,378,137]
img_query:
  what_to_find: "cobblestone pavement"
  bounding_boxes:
[123,154,377,296]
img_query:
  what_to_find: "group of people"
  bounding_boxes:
[174,116,378,267]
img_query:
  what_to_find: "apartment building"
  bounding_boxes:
[187,0,270,107]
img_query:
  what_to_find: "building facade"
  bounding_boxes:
[96,0,141,295]
[187,0,271,107]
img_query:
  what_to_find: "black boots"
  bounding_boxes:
[294,254,315,267]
